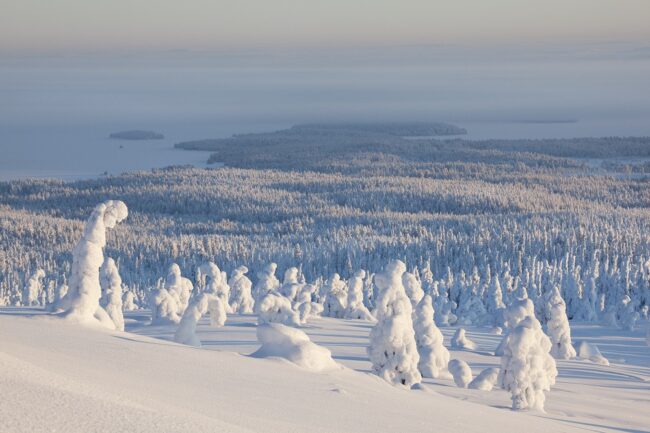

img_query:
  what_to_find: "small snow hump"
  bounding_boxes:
[252,323,340,372]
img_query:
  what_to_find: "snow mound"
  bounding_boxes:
[252,323,340,372]
[448,359,473,388]
[576,341,609,366]
[468,367,500,391]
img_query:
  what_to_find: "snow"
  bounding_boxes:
[61,200,128,329]
[448,359,473,388]
[576,341,610,366]
[413,294,450,378]
[468,367,500,391]
[252,323,340,372]
[1,310,649,432]
[451,327,478,350]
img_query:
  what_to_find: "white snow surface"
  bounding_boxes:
[1,310,649,433]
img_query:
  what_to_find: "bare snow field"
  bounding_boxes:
[1,309,648,433]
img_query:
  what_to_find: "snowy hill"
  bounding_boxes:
[1,311,648,433]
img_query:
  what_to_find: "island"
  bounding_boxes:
[109,130,164,140]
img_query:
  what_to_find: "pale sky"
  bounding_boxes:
[1,0,649,52]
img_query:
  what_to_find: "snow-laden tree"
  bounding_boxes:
[228,265,254,313]
[150,284,181,325]
[618,295,639,331]
[22,269,45,306]
[448,359,473,388]
[345,270,374,320]
[322,273,347,318]
[198,261,231,313]
[62,200,128,329]
[208,295,227,327]
[295,283,323,323]
[402,271,424,307]
[99,257,124,331]
[545,286,576,359]
[253,263,280,301]
[174,293,210,347]
[499,316,557,411]
[456,292,489,326]
[47,277,69,312]
[257,292,301,327]
[122,291,137,311]
[413,295,450,378]
[451,328,477,350]
[495,297,536,356]
[367,260,421,387]
[164,264,193,315]
[279,267,302,302]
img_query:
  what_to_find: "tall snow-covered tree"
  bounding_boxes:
[413,294,450,378]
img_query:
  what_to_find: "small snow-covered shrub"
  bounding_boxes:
[208,295,227,327]
[345,270,374,320]
[252,323,340,372]
[367,260,421,387]
[228,266,255,313]
[618,295,639,331]
[257,292,301,327]
[499,316,557,411]
[451,328,477,350]
[576,341,609,366]
[198,261,231,313]
[468,367,499,391]
[448,359,473,388]
[413,295,450,378]
[545,286,576,359]
[150,287,181,325]
[62,200,128,329]
[295,283,322,323]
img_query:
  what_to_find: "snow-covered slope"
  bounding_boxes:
[0,313,580,432]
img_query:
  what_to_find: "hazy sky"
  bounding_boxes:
[2,0,649,53]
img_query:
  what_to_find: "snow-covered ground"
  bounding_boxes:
[1,309,647,433]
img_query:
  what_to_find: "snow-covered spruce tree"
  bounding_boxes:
[257,292,301,327]
[228,265,255,313]
[22,269,45,306]
[545,286,576,359]
[413,295,450,378]
[456,291,489,326]
[486,274,505,319]
[47,276,69,312]
[402,271,424,307]
[323,273,348,318]
[62,200,128,329]
[208,295,227,327]
[367,260,421,387]
[150,280,181,325]
[253,263,280,301]
[279,267,302,302]
[295,283,323,324]
[164,263,194,315]
[99,257,125,331]
[618,295,639,331]
[122,291,137,311]
[345,270,374,320]
[495,297,536,356]
[174,293,211,347]
[198,261,231,313]
[498,316,557,411]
